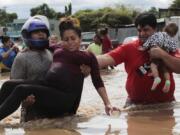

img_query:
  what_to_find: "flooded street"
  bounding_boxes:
[1,64,180,135]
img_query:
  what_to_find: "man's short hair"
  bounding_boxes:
[135,12,157,29]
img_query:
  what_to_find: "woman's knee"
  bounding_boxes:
[13,85,30,97]
[1,81,14,92]
[1,80,23,90]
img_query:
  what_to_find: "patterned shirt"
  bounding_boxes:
[143,32,177,52]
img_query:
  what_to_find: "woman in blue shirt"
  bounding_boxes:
[0,36,19,70]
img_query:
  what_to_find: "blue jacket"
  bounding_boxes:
[0,47,17,69]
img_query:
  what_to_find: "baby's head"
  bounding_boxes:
[163,22,178,37]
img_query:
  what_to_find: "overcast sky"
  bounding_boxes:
[0,0,174,19]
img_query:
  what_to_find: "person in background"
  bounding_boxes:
[99,27,113,54]
[0,36,19,72]
[13,37,25,51]
[0,36,3,47]
[48,34,61,52]
[86,33,102,56]
[49,34,59,47]
[99,27,114,69]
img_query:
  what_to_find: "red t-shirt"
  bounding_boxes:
[108,39,180,104]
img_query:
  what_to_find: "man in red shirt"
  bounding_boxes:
[97,12,180,107]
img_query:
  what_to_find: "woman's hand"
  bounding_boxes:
[80,64,91,77]
[105,104,120,116]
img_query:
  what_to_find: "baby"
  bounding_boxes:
[142,22,178,92]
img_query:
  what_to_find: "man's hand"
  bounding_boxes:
[80,64,91,77]
[22,94,35,108]
[149,46,167,60]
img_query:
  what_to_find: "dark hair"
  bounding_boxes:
[59,17,81,38]
[94,34,103,43]
[135,12,157,29]
[98,27,108,36]
[1,36,10,44]
[164,22,179,37]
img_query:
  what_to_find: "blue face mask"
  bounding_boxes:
[24,38,49,50]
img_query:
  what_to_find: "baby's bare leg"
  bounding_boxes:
[151,62,161,91]
[162,66,171,93]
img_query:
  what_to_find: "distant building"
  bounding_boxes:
[159,8,180,18]
[108,19,165,44]
[5,18,60,41]
[6,19,26,40]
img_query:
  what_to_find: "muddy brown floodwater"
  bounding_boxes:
[1,64,180,135]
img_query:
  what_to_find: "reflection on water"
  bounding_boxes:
[1,65,180,135]
[77,114,127,135]
[126,110,175,135]
[1,128,81,135]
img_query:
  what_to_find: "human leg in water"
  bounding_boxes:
[0,80,43,105]
[150,62,161,91]
[0,84,76,120]
[162,66,171,93]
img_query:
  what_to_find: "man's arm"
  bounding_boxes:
[149,47,180,73]
[97,54,115,68]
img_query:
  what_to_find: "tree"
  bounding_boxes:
[30,3,58,19]
[65,3,72,16]
[0,9,17,26]
[100,12,132,28]
[68,3,72,15]
[56,12,66,19]
[74,6,135,31]
[148,7,159,18]
[170,0,180,8]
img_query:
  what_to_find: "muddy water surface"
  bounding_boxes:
[1,65,180,135]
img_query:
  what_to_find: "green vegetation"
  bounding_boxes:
[170,0,180,8]
[74,6,140,31]
[30,3,65,19]
[0,9,17,26]
[0,0,180,30]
